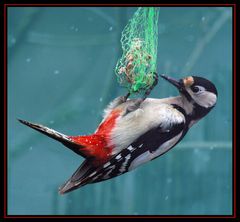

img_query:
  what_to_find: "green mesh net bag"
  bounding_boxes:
[115,7,160,95]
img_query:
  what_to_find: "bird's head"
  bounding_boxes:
[160,74,218,120]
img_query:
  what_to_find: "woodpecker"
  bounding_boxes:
[18,74,217,194]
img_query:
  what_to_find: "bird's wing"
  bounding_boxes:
[58,159,97,194]
[59,107,187,194]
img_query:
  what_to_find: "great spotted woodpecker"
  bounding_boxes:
[18,74,217,194]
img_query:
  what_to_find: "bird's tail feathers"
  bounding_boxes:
[18,119,86,157]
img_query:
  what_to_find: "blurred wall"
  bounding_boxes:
[8,7,232,215]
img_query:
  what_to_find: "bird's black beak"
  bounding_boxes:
[160,74,184,91]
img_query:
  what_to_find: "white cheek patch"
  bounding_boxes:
[186,88,217,108]
[194,92,217,108]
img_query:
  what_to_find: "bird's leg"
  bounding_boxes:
[121,92,130,102]
[115,92,130,105]
[125,73,159,114]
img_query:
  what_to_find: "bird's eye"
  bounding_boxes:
[191,85,204,93]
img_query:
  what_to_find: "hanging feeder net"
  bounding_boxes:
[115,7,160,95]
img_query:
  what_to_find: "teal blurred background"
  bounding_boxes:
[8,7,232,215]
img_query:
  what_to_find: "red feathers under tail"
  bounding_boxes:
[69,135,112,166]
[18,119,112,163]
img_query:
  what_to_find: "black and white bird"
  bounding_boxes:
[19,74,218,194]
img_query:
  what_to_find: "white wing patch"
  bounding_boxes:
[127,145,135,151]
[119,154,131,172]
[128,132,183,171]
[89,171,97,177]
[151,132,182,158]
[128,151,152,171]
[103,162,111,168]
[158,106,184,131]
[116,154,122,160]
